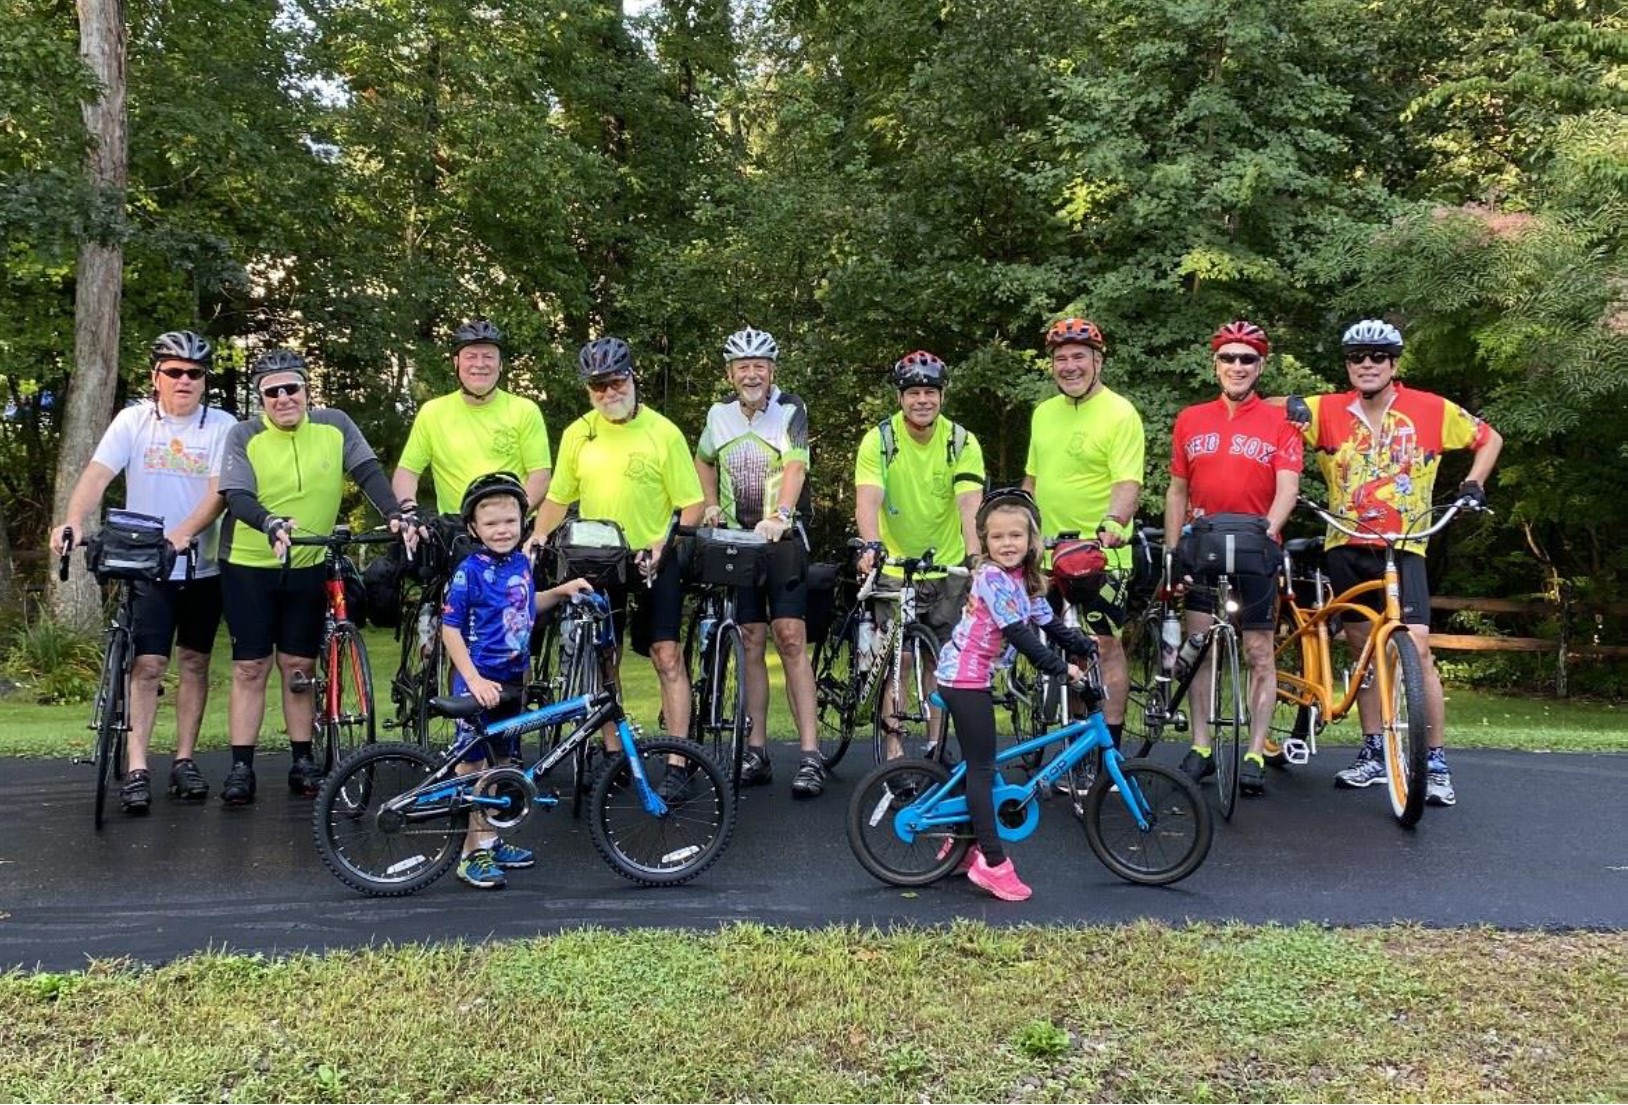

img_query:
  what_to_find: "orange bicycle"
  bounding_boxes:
[1271,496,1487,827]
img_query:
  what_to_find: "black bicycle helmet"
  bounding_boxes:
[977,485,1041,531]
[891,350,949,391]
[461,470,528,524]
[451,319,505,353]
[248,349,309,388]
[150,330,212,367]
[578,337,634,381]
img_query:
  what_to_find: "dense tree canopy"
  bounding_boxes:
[1,0,1624,624]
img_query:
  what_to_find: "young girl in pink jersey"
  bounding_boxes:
[934,488,1096,901]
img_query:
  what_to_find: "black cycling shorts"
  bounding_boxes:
[1048,571,1130,639]
[1182,568,1280,632]
[221,562,327,661]
[596,542,687,657]
[1324,546,1432,626]
[130,576,224,658]
[734,536,809,625]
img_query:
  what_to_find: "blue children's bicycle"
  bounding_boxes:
[313,592,736,896]
[847,676,1213,887]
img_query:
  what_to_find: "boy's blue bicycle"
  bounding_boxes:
[313,593,736,896]
[847,678,1212,887]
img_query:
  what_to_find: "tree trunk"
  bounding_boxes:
[51,0,127,630]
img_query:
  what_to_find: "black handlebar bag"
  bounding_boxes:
[85,510,176,583]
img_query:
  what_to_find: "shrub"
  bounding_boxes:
[2,615,102,704]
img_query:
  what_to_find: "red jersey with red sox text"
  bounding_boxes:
[1171,393,1304,520]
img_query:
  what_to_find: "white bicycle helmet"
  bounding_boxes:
[723,327,779,363]
[1341,319,1403,351]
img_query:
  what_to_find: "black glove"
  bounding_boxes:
[1456,480,1487,509]
[1285,394,1312,427]
[961,554,979,570]
[263,516,290,549]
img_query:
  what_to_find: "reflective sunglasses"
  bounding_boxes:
[1345,350,1396,366]
[1215,352,1262,366]
[157,366,206,380]
[260,382,305,399]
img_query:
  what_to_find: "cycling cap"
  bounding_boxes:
[150,330,212,367]
[451,319,505,352]
[1044,317,1106,352]
[891,350,949,391]
[1211,320,1270,357]
[578,337,634,381]
[1341,319,1403,351]
[460,470,527,524]
[249,349,309,387]
[723,327,779,363]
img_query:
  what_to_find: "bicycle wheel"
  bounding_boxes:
[812,609,858,770]
[562,621,603,820]
[1084,759,1212,885]
[872,624,941,763]
[321,627,377,776]
[707,624,749,790]
[1123,611,1169,758]
[1381,631,1430,828]
[846,757,965,887]
[1210,627,1244,821]
[92,628,130,831]
[312,742,463,896]
[588,737,736,886]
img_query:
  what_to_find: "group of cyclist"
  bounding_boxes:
[52,308,1501,838]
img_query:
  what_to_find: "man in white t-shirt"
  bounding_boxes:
[51,331,237,814]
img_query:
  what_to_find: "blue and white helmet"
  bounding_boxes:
[1341,319,1403,352]
[723,327,778,363]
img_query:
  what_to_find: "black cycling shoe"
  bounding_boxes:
[791,756,827,799]
[1240,755,1267,797]
[221,762,257,807]
[168,758,209,801]
[119,769,152,814]
[288,756,324,797]
[739,747,773,787]
[657,762,696,804]
[1178,748,1216,783]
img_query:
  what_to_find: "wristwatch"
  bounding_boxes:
[775,506,794,524]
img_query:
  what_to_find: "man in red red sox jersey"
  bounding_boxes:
[1165,321,1302,798]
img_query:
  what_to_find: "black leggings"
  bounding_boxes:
[939,686,1005,865]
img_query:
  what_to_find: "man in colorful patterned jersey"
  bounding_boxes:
[1166,321,1302,797]
[695,327,826,797]
[50,330,236,813]
[529,337,705,746]
[391,319,552,517]
[1299,319,1502,807]
[1021,317,1144,752]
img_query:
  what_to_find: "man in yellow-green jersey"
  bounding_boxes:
[392,319,552,518]
[1021,317,1144,753]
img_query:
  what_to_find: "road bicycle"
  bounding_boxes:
[846,669,1212,889]
[58,512,195,830]
[383,514,466,754]
[281,525,404,777]
[811,544,967,766]
[1270,497,1487,827]
[313,592,736,895]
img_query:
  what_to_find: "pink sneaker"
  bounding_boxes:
[935,838,976,875]
[967,853,1032,902]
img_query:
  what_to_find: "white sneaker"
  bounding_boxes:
[1426,768,1456,807]
[1334,746,1387,788]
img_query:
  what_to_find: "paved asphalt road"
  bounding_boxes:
[2,743,1624,971]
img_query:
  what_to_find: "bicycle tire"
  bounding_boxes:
[312,741,463,897]
[1123,611,1168,758]
[872,623,941,763]
[1083,758,1212,885]
[1381,631,1430,828]
[321,627,377,776]
[710,623,749,791]
[811,609,858,770]
[562,618,603,820]
[92,628,129,831]
[846,757,965,887]
[1211,626,1244,822]
[588,737,735,886]
[389,588,444,752]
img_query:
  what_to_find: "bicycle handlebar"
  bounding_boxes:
[280,524,409,567]
[55,527,199,582]
[1296,495,1491,545]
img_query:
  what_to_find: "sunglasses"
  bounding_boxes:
[156,366,206,381]
[1215,352,1262,366]
[586,374,631,392]
[1345,351,1396,366]
[260,382,305,399]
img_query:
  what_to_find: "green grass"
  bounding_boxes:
[2,924,1622,1102]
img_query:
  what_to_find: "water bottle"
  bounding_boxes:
[1172,632,1207,684]
[1159,611,1181,677]
[415,604,435,659]
[855,612,876,672]
[698,614,717,654]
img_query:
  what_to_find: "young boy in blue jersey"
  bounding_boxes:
[442,471,592,890]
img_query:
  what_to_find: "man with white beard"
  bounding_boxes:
[529,337,704,744]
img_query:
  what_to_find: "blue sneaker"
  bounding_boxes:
[1426,749,1456,807]
[456,849,506,890]
[489,838,535,870]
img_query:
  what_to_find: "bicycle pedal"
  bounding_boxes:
[1283,738,1311,766]
[1171,711,1189,732]
[287,671,315,694]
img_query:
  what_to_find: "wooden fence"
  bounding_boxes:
[1428,591,1628,696]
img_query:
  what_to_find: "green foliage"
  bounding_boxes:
[1015,1018,1073,1060]
[2,612,101,703]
